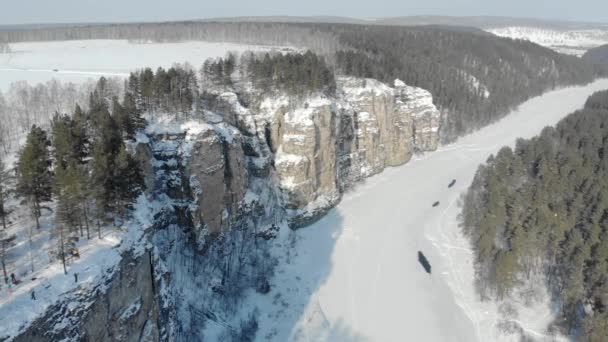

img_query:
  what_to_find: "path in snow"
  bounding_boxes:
[243,79,608,342]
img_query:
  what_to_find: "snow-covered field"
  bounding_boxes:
[0,40,291,91]
[230,79,608,341]
[486,26,608,56]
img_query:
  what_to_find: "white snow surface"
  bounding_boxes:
[339,77,393,99]
[0,40,291,91]
[232,79,608,342]
[486,26,608,56]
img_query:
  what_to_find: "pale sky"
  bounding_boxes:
[1,0,607,25]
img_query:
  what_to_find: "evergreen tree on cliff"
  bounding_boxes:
[54,185,76,274]
[90,142,112,238]
[16,125,53,231]
[113,145,145,217]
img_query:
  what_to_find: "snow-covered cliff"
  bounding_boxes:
[178,76,441,231]
[8,76,442,341]
[243,77,441,228]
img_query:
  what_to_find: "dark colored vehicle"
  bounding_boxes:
[418,251,431,274]
[448,179,456,188]
[432,201,440,207]
[53,69,59,72]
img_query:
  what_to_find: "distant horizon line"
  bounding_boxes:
[1,14,607,29]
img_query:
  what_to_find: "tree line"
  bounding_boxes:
[0,77,146,277]
[245,51,335,96]
[200,50,335,96]
[461,90,608,340]
[126,65,198,114]
[0,21,600,141]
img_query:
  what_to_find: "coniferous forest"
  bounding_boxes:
[461,90,608,340]
[200,50,335,96]
[11,78,146,274]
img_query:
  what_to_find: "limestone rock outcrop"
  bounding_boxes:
[243,77,441,226]
[394,79,441,151]
[186,123,248,234]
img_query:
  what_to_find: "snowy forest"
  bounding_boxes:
[0,77,146,278]
[0,21,599,141]
[461,90,608,340]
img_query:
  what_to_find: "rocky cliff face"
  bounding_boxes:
[259,96,340,218]
[236,77,441,227]
[394,79,440,151]
[186,123,248,235]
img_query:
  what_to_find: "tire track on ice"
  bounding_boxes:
[430,193,483,341]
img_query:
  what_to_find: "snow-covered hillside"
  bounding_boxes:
[0,40,292,91]
[228,78,608,341]
[486,26,608,56]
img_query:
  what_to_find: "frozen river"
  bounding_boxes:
[238,79,608,342]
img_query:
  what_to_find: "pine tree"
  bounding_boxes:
[16,125,53,231]
[139,68,155,111]
[113,145,145,217]
[123,92,146,132]
[55,163,88,237]
[112,96,134,139]
[51,113,74,171]
[71,104,89,164]
[223,53,236,85]
[126,72,143,110]
[90,106,122,157]
[54,189,74,275]
[90,143,111,238]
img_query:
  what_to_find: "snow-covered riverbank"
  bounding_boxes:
[231,79,608,341]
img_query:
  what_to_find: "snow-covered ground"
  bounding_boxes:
[230,78,608,341]
[0,40,292,91]
[486,26,608,56]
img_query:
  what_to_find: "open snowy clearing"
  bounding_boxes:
[485,27,608,56]
[0,40,292,91]
[228,79,608,342]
